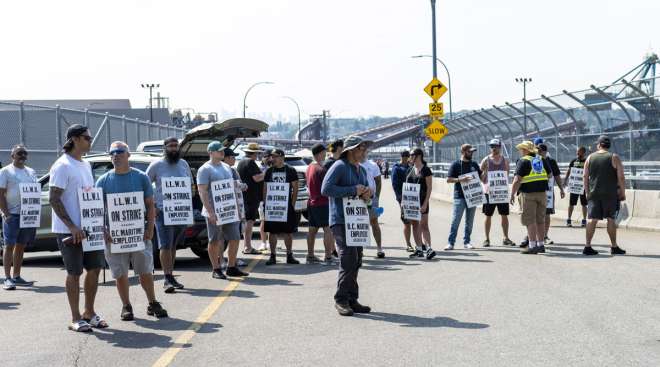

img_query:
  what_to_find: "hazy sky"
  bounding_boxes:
[2,0,658,123]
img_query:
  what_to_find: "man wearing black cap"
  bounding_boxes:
[391,150,413,251]
[305,143,336,265]
[323,139,344,170]
[446,144,482,250]
[237,143,265,254]
[49,124,107,332]
[145,137,193,293]
[583,136,626,256]
[262,149,300,265]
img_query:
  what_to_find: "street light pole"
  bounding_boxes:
[282,96,302,147]
[243,81,274,118]
[515,77,532,138]
[141,83,160,122]
[412,55,453,120]
[430,0,438,79]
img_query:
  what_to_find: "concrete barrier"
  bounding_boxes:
[430,178,660,232]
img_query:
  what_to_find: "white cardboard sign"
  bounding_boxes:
[210,179,240,225]
[161,177,193,226]
[487,170,509,204]
[402,183,421,221]
[19,182,41,228]
[265,182,289,222]
[78,187,105,252]
[343,196,370,247]
[459,171,486,208]
[107,191,145,253]
[568,168,585,195]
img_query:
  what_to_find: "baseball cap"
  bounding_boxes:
[488,138,501,147]
[328,139,344,153]
[271,149,285,158]
[163,137,178,146]
[461,144,477,153]
[533,137,544,146]
[311,143,326,155]
[66,124,89,140]
[597,135,611,147]
[207,141,224,152]
[223,148,238,157]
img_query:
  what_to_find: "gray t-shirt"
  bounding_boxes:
[0,165,38,214]
[196,161,239,217]
[145,158,192,209]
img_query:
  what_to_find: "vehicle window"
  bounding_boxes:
[284,158,307,166]
[142,146,163,153]
[91,162,150,181]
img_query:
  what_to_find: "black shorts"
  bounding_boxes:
[482,195,510,216]
[588,198,619,220]
[244,202,260,221]
[546,207,555,215]
[308,205,329,228]
[569,193,587,206]
[399,208,411,224]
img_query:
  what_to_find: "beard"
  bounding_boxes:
[165,150,180,163]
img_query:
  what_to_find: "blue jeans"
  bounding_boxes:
[448,197,476,245]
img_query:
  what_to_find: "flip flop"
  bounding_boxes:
[84,314,109,329]
[68,320,92,333]
[242,248,260,255]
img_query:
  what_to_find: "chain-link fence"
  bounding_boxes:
[0,101,186,175]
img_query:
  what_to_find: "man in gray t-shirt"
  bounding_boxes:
[145,137,193,293]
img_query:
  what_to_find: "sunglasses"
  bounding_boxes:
[109,148,127,156]
[489,145,500,149]
[15,151,28,157]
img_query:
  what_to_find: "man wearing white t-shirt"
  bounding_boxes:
[361,158,384,258]
[49,124,107,332]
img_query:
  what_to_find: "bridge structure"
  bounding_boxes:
[347,54,660,164]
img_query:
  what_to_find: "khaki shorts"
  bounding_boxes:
[104,240,154,279]
[520,192,546,226]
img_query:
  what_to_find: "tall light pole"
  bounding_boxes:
[141,83,159,122]
[515,77,532,138]
[243,81,274,118]
[412,55,453,120]
[282,96,302,147]
[430,0,438,79]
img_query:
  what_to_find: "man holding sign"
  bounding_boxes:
[564,146,588,227]
[322,135,373,317]
[96,142,168,320]
[0,145,38,290]
[263,149,300,266]
[197,141,246,279]
[479,139,515,248]
[445,144,482,250]
[146,137,193,294]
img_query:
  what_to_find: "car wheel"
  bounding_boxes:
[190,246,208,259]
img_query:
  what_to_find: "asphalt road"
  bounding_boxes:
[2,183,660,367]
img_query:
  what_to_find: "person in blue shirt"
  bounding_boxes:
[391,150,413,252]
[321,135,373,317]
[96,141,168,321]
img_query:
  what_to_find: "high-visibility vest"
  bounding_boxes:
[520,155,548,184]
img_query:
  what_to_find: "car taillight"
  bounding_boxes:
[184,227,197,237]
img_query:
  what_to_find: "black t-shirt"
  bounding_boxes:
[264,164,299,206]
[322,158,338,171]
[569,157,586,169]
[447,160,482,198]
[515,154,551,193]
[405,165,433,203]
[547,157,561,177]
[237,159,263,204]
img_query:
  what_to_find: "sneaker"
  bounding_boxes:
[421,245,427,252]
[521,246,539,254]
[3,278,16,290]
[520,238,529,248]
[581,219,587,227]
[349,301,371,313]
[212,269,227,279]
[409,249,423,258]
[611,246,626,255]
[163,279,176,294]
[12,276,32,286]
[147,301,168,318]
[306,255,322,264]
[376,251,385,259]
[425,248,436,260]
[170,277,184,290]
[322,257,338,266]
[537,245,546,253]
[502,238,515,246]
[482,239,491,247]
[237,259,248,267]
[121,304,134,321]
[444,244,454,251]
[286,253,300,265]
[265,254,277,266]
[582,246,599,256]
[406,245,415,253]
[335,302,354,316]
[226,267,249,277]
[332,249,338,258]
[464,243,474,250]
[566,219,572,227]
[544,236,554,245]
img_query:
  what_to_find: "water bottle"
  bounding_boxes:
[376,207,384,217]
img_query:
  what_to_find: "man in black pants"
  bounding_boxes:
[322,136,373,317]
[564,146,588,227]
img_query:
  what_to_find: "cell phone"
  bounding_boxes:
[62,229,89,245]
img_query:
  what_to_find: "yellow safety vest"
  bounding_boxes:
[520,155,548,184]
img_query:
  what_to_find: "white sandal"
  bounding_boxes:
[68,320,92,332]
[85,314,109,329]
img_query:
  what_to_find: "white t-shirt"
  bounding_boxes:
[0,165,38,214]
[360,160,381,206]
[49,154,94,233]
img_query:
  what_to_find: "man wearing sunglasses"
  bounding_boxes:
[146,137,193,294]
[479,139,515,248]
[0,145,38,290]
[96,142,168,321]
[49,124,107,332]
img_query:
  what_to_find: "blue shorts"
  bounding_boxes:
[155,211,186,250]
[3,214,36,247]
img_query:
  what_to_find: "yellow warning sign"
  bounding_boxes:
[425,119,448,143]
[429,102,444,119]
[424,78,448,102]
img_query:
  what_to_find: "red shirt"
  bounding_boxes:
[306,162,329,207]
